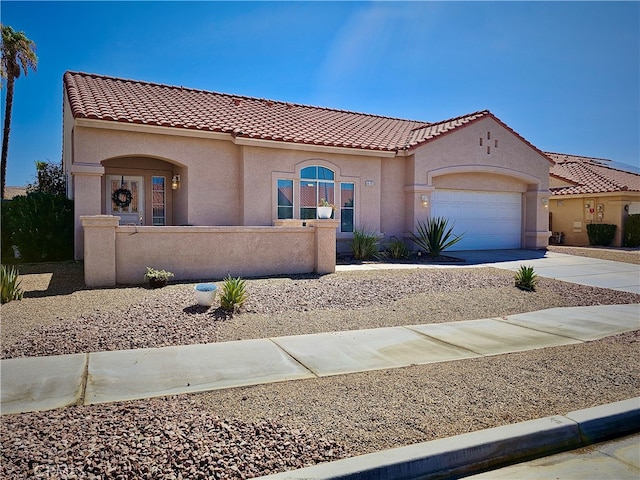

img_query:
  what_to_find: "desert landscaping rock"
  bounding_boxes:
[1,254,638,478]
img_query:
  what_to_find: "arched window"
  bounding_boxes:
[300,166,335,219]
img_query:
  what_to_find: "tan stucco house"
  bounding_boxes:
[62,71,552,271]
[547,153,640,246]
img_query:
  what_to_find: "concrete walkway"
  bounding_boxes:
[2,303,638,415]
[337,249,640,294]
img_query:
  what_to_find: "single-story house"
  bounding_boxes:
[547,153,640,246]
[62,71,551,280]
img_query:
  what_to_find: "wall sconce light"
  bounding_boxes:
[541,198,549,208]
[421,194,429,207]
[171,174,181,190]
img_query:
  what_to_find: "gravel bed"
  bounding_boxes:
[3,267,640,359]
[1,256,639,478]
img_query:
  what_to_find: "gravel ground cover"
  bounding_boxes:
[1,250,639,478]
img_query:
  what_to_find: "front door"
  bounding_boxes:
[107,175,144,225]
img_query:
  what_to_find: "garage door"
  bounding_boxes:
[431,190,522,250]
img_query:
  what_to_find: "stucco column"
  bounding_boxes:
[524,190,551,249]
[307,219,339,274]
[81,215,120,287]
[71,163,105,260]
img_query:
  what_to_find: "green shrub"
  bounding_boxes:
[586,223,616,246]
[1,265,24,303]
[220,275,248,313]
[1,192,74,262]
[350,228,380,261]
[384,236,409,260]
[624,214,640,247]
[514,265,538,291]
[409,217,463,257]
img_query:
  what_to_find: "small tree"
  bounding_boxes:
[26,160,66,196]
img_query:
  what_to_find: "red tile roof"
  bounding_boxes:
[547,152,640,195]
[64,71,526,154]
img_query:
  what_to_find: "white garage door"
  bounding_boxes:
[431,190,522,250]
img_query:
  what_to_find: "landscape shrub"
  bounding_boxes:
[1,192,74,262]
[384,236,409,260]
[409,217,463,257]
[623,214,640,247]
[1,265,24,303]
[586,223,616,247]
[350,228,380,260]
[220,275,248,313]
[514,265,538,291]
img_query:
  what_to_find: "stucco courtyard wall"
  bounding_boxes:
[81,216,339,287]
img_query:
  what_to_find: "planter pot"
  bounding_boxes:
[148,278,168,288]
[194,283,218,307]
[317,206,333,219]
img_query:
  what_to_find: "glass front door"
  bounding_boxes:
[107,175,144,225]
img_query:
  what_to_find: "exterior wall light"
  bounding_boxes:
[421,194,429,207]
[171,174,181,190]
[541,198,549,208]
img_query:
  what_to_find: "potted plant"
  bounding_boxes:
[144,267,174,288]
[317,198,335,219]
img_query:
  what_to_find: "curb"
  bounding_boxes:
[256,397,640,480]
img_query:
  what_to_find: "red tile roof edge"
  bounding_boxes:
[64,70,428,125]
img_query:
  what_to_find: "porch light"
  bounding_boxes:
[421,194,429,207]
[171,174,181,190]
[541,198,549,208]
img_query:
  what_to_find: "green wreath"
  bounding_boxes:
[112,188,133,208]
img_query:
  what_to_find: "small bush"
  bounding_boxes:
[586,223,616,246]
[385,236,409,260]
[1,265,24,304]
[220,275,248,313]
[514,265,538,291]
[624,214,640,247]
[409,217,463,257]
[1,192,74,262]
[350,228,380,261]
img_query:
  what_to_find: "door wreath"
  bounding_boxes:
[112,188,133,208]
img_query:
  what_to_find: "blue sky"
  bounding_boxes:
[2,1,639,186]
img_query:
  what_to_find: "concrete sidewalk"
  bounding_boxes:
[2,303,638,415]
[337,249,640,294]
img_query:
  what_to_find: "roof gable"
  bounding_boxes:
[547,152,640,195]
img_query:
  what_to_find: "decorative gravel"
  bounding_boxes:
[1,255,639,478]
[2,267,640,359]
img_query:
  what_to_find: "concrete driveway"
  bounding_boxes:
[337,249,640,294]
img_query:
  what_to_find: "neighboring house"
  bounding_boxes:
[547,153,640,246]
[3,186,27,199]
[62,71,551,262]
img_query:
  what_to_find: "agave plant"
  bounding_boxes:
[514,265,538,291]
[409,217,463,257]
[220,275,248,313]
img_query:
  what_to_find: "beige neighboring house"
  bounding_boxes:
[4,186,27,199]
[547,153,640,246]
[62,71,552,267]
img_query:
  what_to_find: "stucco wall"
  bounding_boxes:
[549,193,640,246]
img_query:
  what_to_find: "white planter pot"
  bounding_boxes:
[194,283,218,307]
[317,206,333,219]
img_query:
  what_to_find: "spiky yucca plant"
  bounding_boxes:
[514,265,538,291]
[220,275,248,313]
[1,264,23,304]
[350,228,380,261]
[409,217,463,257]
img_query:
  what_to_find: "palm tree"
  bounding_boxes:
[1,25,37,199]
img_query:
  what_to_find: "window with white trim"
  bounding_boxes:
[151,176,166,226]
[277,179,294,219]
[340,182,355,232]
[300,166,334,220]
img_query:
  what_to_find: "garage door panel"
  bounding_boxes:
[431,190,522,251]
